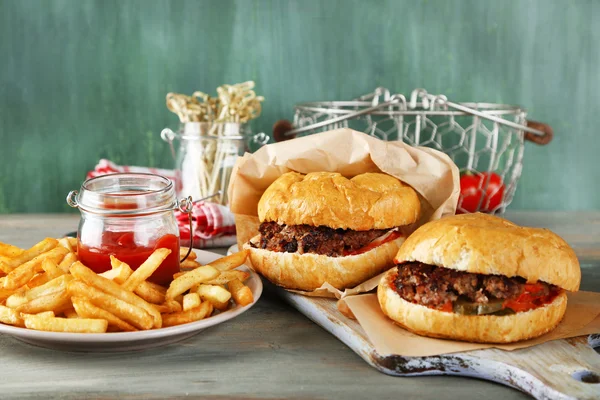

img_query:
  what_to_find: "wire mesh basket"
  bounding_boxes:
[272,88,553,213]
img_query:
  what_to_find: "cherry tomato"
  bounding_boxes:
[458,172,505,213]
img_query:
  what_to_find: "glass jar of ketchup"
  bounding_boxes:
[67,173,188,286]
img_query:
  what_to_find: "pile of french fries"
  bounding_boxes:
[0,238,253,333]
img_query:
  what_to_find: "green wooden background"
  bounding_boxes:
[0,0,598,213]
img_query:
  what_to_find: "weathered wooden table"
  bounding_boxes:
[0,212,598,399]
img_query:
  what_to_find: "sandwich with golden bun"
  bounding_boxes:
[378,213,581,343]
[245,171,421,291]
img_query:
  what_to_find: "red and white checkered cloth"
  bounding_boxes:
[87,159,237,249]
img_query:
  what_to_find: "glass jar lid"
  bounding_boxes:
[67,173,178,216]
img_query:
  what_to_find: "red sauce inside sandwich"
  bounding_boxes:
[390,262,563,315]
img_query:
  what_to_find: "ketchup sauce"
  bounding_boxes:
[78,232,180,286]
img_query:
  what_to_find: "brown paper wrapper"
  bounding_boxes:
[341,291,600,357]
[228,129,460,297]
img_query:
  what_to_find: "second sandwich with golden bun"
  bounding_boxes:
[378,213,581,343]
[244,171,422,291]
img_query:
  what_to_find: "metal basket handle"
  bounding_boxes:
[273,89,553,145]
[272,96,406,141]
[525,120,553,145]
[429,94,553,145]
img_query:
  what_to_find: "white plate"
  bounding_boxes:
[0,249,262,352]
[227,244,239,255]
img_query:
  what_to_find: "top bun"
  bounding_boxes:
[394,213,580,291]
[258,172,421,230]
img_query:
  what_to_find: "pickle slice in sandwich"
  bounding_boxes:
[453,298,511,316]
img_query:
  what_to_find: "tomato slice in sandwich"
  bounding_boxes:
[344,230,403,256]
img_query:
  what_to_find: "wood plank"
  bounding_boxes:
[276,285,600,400]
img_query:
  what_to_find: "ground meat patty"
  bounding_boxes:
[256,221,387,257]
[393,262,555,310]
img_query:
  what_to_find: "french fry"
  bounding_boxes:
[212,250,248,271]
[121,248,171,292]
[26,274,73,301]
[22,314,108,333]
[0,304,23,326]
[99,267,124,282]
[0,287,17,302]
[228,278,254,306]
[72,296,137,332]
[58,252,78,272]
[181,259,202,270]
[68,280,153,330]
[41,258,64,280]
[69,263,161,328]
[26,273,51,289]
[3,246,68,289]
[182,293,201,311]
[100,262,133,285]
[24,311,55,319]
[0,242,24,258]
[16,289,71,314]
[58,238,74,253]
[155,299,182,313]
[172,272,185,280]
[110,255,124,269]
[110,256,134,276]
[162,301,213,327]
[0,238,59,273]
[63,308,79,318]
[180,248,197,261]
[67,237,78,250]
[168,299,182,312]
[196,284,231,311]
[205,270,250,285]
[144,281,167,295]
[5,292,28,309]
[166,265,219,300]
[134,281,166,304]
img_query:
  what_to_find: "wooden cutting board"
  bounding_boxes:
[273,285,600,400]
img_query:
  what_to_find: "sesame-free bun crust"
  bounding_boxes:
[258,172,421,230]
[395,213,580,291]
[378,267,567,343]
[244,235,405,291]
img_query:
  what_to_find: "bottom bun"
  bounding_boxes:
[244,236,405,291]
[377,267,568,343]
